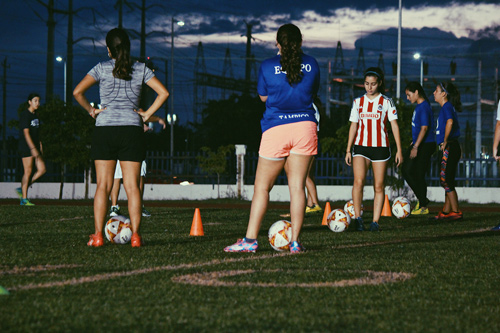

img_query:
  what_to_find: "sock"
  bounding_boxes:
[244,237,256,243]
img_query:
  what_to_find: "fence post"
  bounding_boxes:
[235,144,247,199]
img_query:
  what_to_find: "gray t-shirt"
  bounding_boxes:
[88,60,155,127]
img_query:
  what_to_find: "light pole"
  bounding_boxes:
[56,56,67,104]
[413,53,423,86]
[170,17,184,178]
[167,113,177,176]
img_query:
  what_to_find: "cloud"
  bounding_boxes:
[166,3,500,50]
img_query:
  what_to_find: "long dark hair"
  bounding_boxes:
[440,81,462,112]
[277,24,303,86]
[405,81,429,102]
[106,28,133,80]
[364,67,386,94]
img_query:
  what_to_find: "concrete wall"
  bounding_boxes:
[1,182,499,204]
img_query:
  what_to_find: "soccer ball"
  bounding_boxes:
[392,196,411,219]
[344,199,363,219]
[327,209,351,232]
[105,215,133,244]
[268,220,293,251]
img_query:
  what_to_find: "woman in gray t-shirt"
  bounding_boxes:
[74,28,169,247]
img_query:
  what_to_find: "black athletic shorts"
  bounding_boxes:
[91,126,145,162]
[352,145,391,162]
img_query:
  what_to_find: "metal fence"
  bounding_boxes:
[1,150,499,187]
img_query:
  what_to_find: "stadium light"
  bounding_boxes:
[170,17,184,178]
[413,53,423,86]
[56,56,67,104]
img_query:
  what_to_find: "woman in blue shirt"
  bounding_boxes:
[224,23,320,253]
[402,82,436,215]
[433,81,462,220]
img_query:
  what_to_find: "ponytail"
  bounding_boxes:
[277,24,303,86]
[106,28,133,80]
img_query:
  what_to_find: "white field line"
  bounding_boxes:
[7,228,489,291]
[9,253,289,291]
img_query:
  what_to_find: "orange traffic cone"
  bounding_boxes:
[381,194,392,217]
[190,208,204,236]
[322,202,332,225]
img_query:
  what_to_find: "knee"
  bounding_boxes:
[373,183,384,194]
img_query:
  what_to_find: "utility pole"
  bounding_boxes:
[244,22,253,93]
[44,0,56,101]
[65,0,73,105]
[2,58,9,181]
[140,0,146,61]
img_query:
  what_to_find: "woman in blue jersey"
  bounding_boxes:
[402,82,436,215]
[74,28,169,247]
[345,67,403,231]
[224,23,320,253]
[433,81,462,220]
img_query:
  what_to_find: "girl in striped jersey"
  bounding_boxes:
[345,67,403,231]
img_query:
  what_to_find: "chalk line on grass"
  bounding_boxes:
[0,264,82,275]
[10,253,289,291]
[171,269,415,288]
[8,228,488,291]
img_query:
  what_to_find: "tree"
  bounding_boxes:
[38,98,94,199]
[194,94,264,151]
[197,144,234,198]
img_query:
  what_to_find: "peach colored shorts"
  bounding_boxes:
[259,121,318,160]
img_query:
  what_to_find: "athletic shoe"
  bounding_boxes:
[141,207,151,217]
[413,201,420,211]
[131,233,142,247]
[289,241,306,253]
[305,204,322,214]
[224,238,258,253]
[369,221,380,231]
[109,205,121,217]
[491,224,500,231]
[20,198,35,206]
[411,207,429,215]
[15,187,22,199]
[349,217,364,231]
[433,211,448,220]
[87,233,104,247]
[446,211,463,221]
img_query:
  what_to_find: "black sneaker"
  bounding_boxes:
[109,205,121,217]
[349,217,364,231]
[142,207,151,217]
[369,221,380,231]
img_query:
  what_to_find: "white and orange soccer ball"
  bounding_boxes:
[344,199,363,219]
[105,215,132,244]
[268,220,293,251]
[392,196,411,219]
[327,208,351,232]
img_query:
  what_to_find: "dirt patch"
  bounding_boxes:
[171,269,415,287]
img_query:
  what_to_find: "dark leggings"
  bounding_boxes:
[402,142,436,207]
[439,141,461,193]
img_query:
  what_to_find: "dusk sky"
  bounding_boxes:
[1,0,499,135]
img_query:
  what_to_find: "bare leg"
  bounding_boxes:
[120,161,142,234]
[93,160,117,234]
[285,153,314,241]
[21,156,34,198]
[30,155,46,185]
[245,157,285,239]
[110,178,121,207]
[305,156,319,207]
[352,156,369,218]
[371,161,388,222]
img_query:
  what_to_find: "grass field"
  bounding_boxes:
[0,200,499,332]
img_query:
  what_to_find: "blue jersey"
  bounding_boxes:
[412,100,435,144]
[436,101,460,144]
[257,53,320,133]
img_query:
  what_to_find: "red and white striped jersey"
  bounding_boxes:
[349,93,398,147]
